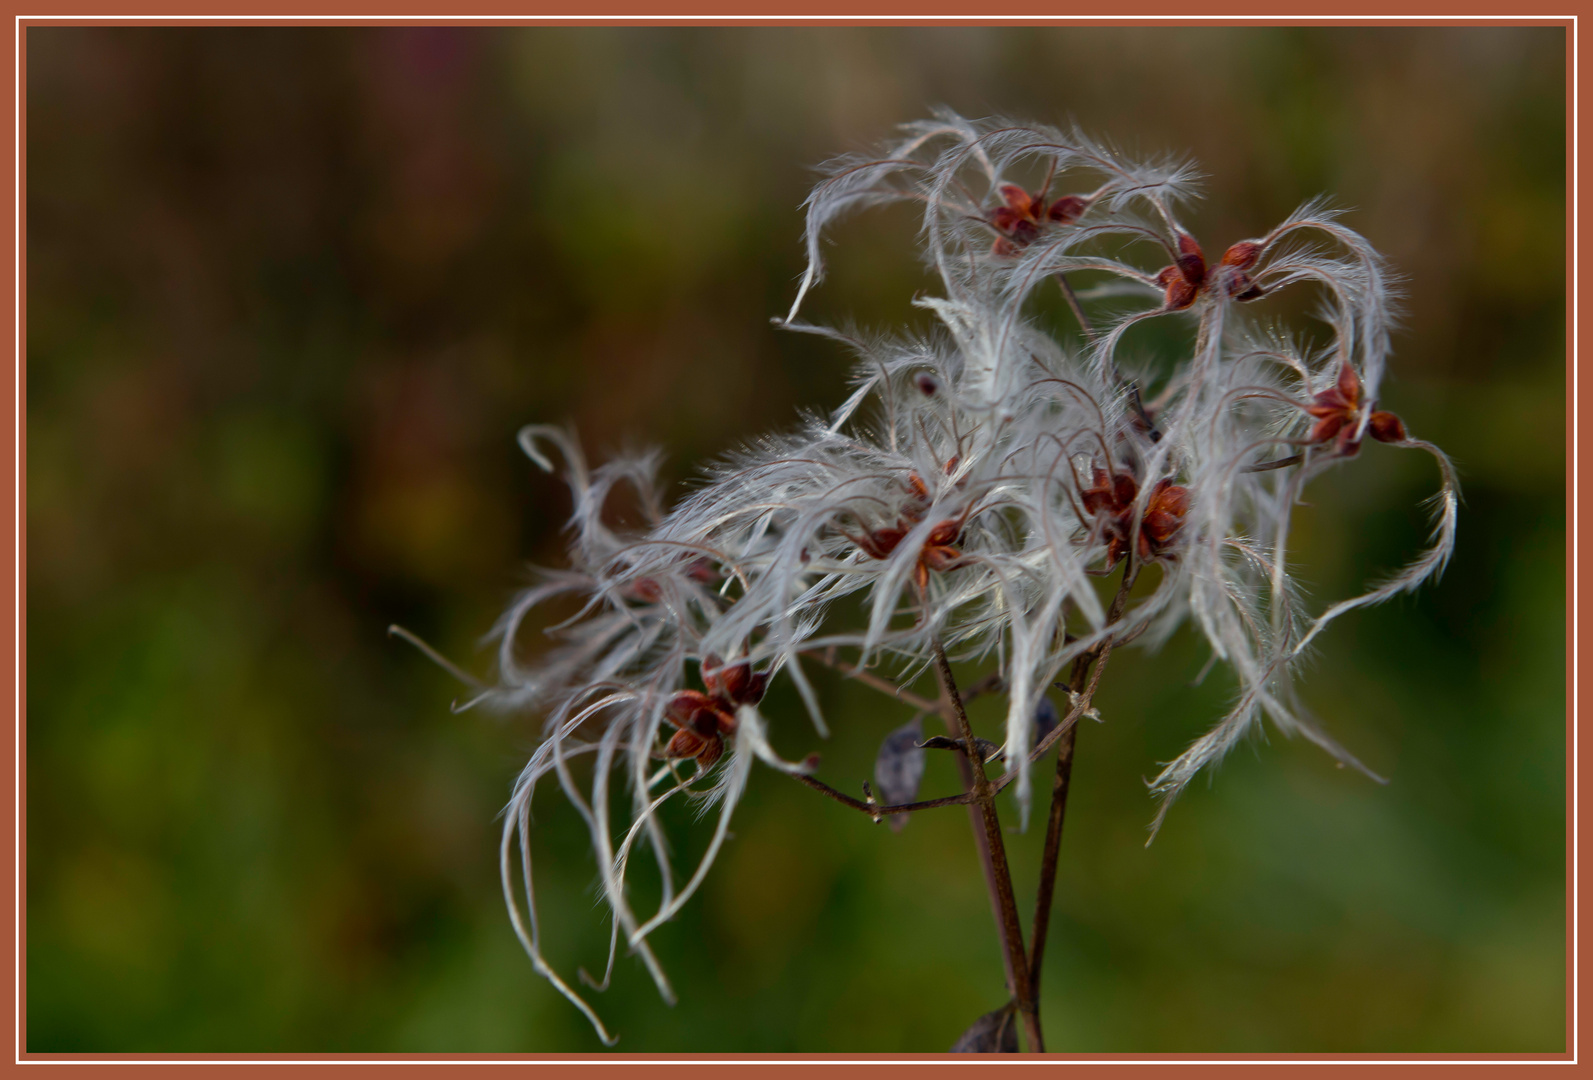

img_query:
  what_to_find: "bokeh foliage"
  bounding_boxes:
[26,27,1565,1052]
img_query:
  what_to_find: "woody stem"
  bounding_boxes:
[933,640,1044,1054]
[1027,565,1138,1003]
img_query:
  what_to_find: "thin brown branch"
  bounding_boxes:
[1026,654,1089,1003]
[946,738,1014,1003]
[933,641,1044,1054]
[1027,565,1138,1002]
[790,772,982,818]
[788,657,1005,821]
[1017,644,1115,768]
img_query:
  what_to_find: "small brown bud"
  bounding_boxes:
[1163,277,1200,310]
[1220,240,1262,270]
[1336,362,1363,403]
[996,184,1033,215]
[1175,233,1207,286]
[715,662,768,706]
[1368,410,1407,443]
[1046,195,1087,223]
[665,728,707,761]
[694,735,724,769]
[699,656,725,696]
[666,689,716,727]
[866,527,906,558]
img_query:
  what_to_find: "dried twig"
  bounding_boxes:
[1028,565,1138,998]
[934,640,1044,1054]
[791,772,983,818]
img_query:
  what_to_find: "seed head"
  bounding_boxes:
[475,112,1458,1040]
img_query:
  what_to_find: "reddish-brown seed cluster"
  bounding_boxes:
[660,657,770,768]
[1079,466,1190,569]
[845,471,967,590]
[988,184,1088,256]
[1155,234,1267,311]
[1304,364,1408,457]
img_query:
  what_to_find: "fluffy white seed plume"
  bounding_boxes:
[458,111,1454,1037]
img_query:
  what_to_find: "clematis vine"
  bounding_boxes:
[404,111,1458,1050]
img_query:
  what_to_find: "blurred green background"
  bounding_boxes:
[26,27,1565,1053]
